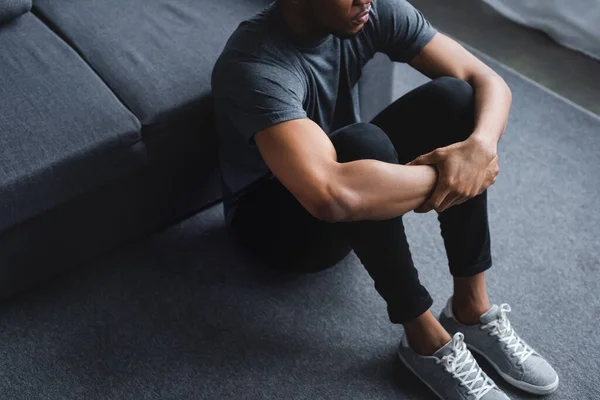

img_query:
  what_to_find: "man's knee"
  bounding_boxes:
[331,122,398,164]
[430,77,475,140]
[431,77,474,113]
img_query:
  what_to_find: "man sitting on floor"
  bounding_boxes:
[211,0,559,398]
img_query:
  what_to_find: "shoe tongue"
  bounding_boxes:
[480,305,501,324]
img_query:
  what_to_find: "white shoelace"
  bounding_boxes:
[480,304,534,365]
[436,333,496,400]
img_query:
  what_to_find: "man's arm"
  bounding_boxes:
[406,32,511,212]
[410,32,512,150]
[254,118,438,222]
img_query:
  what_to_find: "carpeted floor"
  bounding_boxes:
[1,56,599,399]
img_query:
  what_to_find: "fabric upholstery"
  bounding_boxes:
[0,0,30,25]
[0,148,221,299]
[0,14,146,232]
[33,0,272,130]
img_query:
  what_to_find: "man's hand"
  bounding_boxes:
[407,136,499,213]
[406,33,511,214]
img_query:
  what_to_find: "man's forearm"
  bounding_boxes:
[468,74,512,151]
[326,74,510,222]
[327,160,438,222]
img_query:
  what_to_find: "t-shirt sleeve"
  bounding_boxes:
[371,0,437,63]
[213,61,307,145]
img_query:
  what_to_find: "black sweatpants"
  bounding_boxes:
[230,77,493,324]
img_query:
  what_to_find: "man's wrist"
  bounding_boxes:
[469,132,498,159]
[426,164,438,197]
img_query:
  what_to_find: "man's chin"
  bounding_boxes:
[333,27,363,40]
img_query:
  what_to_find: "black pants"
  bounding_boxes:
[230,77,492,324]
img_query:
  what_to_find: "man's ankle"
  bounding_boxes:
[453,273,491,325]
[452,298,491,325]
[406,333,451,356]
[404,310,452,356]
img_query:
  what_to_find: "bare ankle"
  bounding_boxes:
[404,311,452,356]
[453,273,491,325]
[453,303,489,325]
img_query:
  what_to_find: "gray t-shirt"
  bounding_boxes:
[211,0,436,220]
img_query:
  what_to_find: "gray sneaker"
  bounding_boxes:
[439,297,559,395]
[397,332,510,400]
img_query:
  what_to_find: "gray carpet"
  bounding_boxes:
[1,55,599,399]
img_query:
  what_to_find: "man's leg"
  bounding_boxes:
[329,122,451,355]
[230,172,353,275]
[371,77,493,328]
[232,77,492,355]
[231,122,446,354]
[230,118,509,400]
[378,77,558,396]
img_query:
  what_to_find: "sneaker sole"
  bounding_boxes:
[467,344,559,395]
[396,346,445,400]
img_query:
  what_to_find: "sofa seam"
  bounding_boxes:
[29,8,144,129]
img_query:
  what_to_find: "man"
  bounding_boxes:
[211,0,559,398]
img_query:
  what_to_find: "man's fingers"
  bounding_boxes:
[407,149,443,166]
[417,185,449,213]
[490,155,499,167]
[414,197,433,213]
[414,197,435,213]
[436,193,461,213]
[440,195,471,212]
[431,192,452,213]
[408,155,430,166]
[453,197,469,207]
[414,204,429,213]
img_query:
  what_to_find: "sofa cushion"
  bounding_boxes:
[0,14,146,233]
[33,0,272,131]
[0,0,31,24]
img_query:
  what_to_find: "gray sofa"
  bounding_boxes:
[0,0,396,298]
